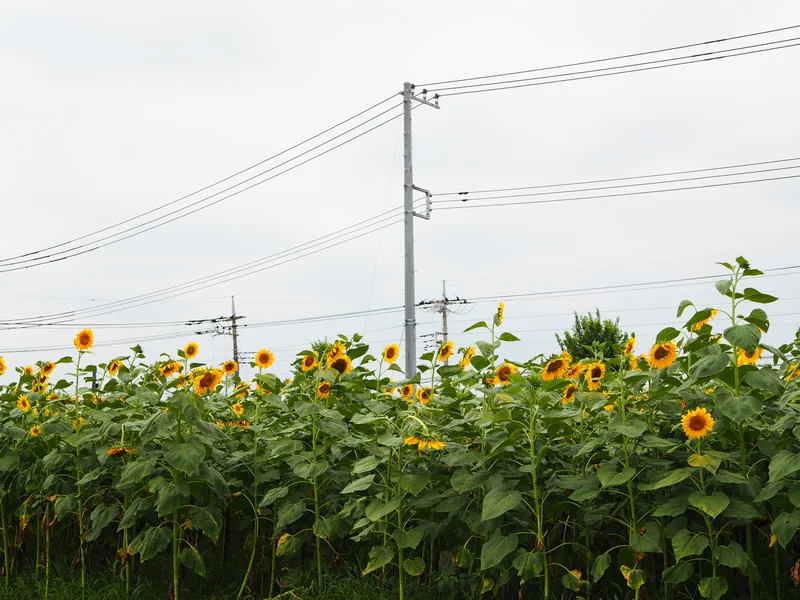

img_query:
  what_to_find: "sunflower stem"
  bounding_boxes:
[172,508,180,600]
[0,496,8,587]
[238,395,261,599]
[44,502,50,600]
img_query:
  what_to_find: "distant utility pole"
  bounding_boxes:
[419,281,469,365]
[216,296,246,375]
[402,81,439,377]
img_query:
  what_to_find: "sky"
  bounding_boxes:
[1,1,799,380]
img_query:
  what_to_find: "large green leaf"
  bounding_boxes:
[770,511,798,548]
[164,438,205,476]
[352,455,381,474]
[342,474,375,494]
[134,526,171,562]
[630,521,662,553]
[480,532,518,570]
[403,557,425,576]
[481,488,522,521]
[188,506,220,538]
[362,546,395,574]
[656,327,681,343]
[716,395,760,424]
[769,450,800,483]
[591,552,612,582]
[87,503,119,542]
[597,464,635,488]
[514,550,545,582]
[690,354,730,379]
[365,496,400,522]
[276,500,306,530]
[0,452,19,472]
[662,562,693,584]
[672,529,709,561]
[653,495,689,517]
[394,527,426,550]
[698,576,728,600]
[722,498,760,521]
[743,287,778,304]
[180,546,206,577]
[723,324,760,353]
[398,473,430,496]
[744,369,784,395]
[451,469,489,493]
[640,468,691,491]
[292,459,329,480]
[610,419,647,438]
[712,541,748,569]
[689,491,729,519]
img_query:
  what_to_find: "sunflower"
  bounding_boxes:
[495,302,505,326]
[459,346,476,370]
[648,342,678,369]
[563,364,584,379]
[255,349,275,369]
[404,434,445,451]
[604,404,615,412]
[317,381,331,399]
[542,356,570,381]
[328,341,347,360]
[182,342,199,359]
[382,344,400,365]
[400,384,414,402]
[232,402,244,416]
[416,387,432,404]
[222,360,239,376]
[787,364,800,382]
[561,384,578,405]
[159,361,181,378]
[693,309,719,331]
[629,355,640,371]
[0,357,5,376]
[234,381,250,398]
[584,362,606,391]
[301,354,318,372]
[737,347,763,366]
[41,362,56,377]
[23,366,34,376]
[74,329,94,351]
[107,360,122,377]
[29,425,41,437]
[623,337,636,355]
[328,355,352,375]
[17,395,31,413]
[486,374,500,387]
[107,447,126,456]
[681,407,714,440]
[194,369,223,394]
[438,341,454,363]
[496,362,519,386]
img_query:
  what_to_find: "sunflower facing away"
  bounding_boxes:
[542,356,570,381]
[29,425,41,438]
[382,344,400,365]
[183,342,199,359]
[159,361,181,378]
[682,407,714,440]
[737,347,763,366]
[460,347,476,370]
[41,362,56,377]
[623,337,636,356]
[301,353,319,372]
[328,354,353,375]
[416,387,432,404]
[255,348,275,369]
[648,342,678,369]
[561,384,578,405]
[107,360,122,377]
[495,302,505,326]
[438,341,454,363]
[222,360,239,376]
[317,381,331,399]
[404,434,445,451]
[584,362,606,391]
[400,384,414,402]
[74,329,94,351]
[194,369,223,394]
[693,309,719,331]
[496,362,519,386]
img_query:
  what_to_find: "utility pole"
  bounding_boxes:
[402,81,438,377]
[419,281,469,365]
[215,296,246,375]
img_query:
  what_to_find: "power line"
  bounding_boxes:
[418,24,800,87]
[0,328,218,355]
[434,172,800,211]
[0,105,405,273]
[431,40,800,98]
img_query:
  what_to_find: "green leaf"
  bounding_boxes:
[454,546,474,569]
[743,308,769,332]
[672,529,709,561]
[699,576,728,600]
[117,457,157,488]
[562,570,581,591]
[690,354,730,379]
[276,500,306,530]
[498,332,520,342]
[342,474,375,494]
[689,491,729,519]
[437,365,463,378]
[688,452,721,474]
[363,546,395,575]
[754,480,784,502]
[641,468,692,491]
[260,486,288,507]
[653,495,689,517]
[744,369,784,395]
[451,469,489,494]
[723,324,761,353]
[164,438,205,476]
[610,419,647,438]
[464,321,489,332]
[591,552,612,583]
[470,355,490,370]
[187,506,220,538]
[403,557,425,576]
[134,526,171,562]
[398,473,431,496]
[87,503,119,542]
[597,464,635,488]
[481,488,522,521]
[0,452,19,472]
[292,459,329,480]
[722,498,760,521]
[54,495,78,520]
[662,562,693,584]
[630,521,662,553]
[677,300,695,318]
[769,450,800,483]
[712,470,748,485]
[394,527,426,550]
[480,532,518,570]
[788,483,800,508]
[715,279,732,296]
[365,496,400,522]
[352,455,382,474]
[514,550,545,582]
[180,546,206,577]
[716,395,760,425]
[621,566,645,590]
[743,288,778,304]
[713,541,748,569]
[656,327,681,343]
[684,308,715,331]
[771,511,797,548]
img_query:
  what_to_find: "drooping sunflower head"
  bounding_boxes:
[542,356,570,381]
[438,341,454,363]
[159,361,181,378]
[317,381,331,399]
[17,395,31,412]
[681,407,714,440]
[382,344,400,365]
[629,355,640,371]
[232,402,245,416]
[584,362,606,391]
[648,342,678,369]
[29,425,41,437]
[41,362,56,377]
[623,337,636,356]
[74,329,94,351]
[495,302,505,326]
[328,355,352,375]
[737,346,763,366]
[561,384,578,405]
[496,362,519,386]
[328,341,347,360]
[459,347,476,370]
[255,348,275,369]
[107,360,122,377]
[301,354,318,372]
[693,309,719,332]
[416,387,432,404]
[563,364,584,379]
[183,342,199,359]
[194,369,223,394]
[23,365,34,376]
[400,384,414,401]
[222,360,239,376]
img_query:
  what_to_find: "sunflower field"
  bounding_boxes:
[1,257,800,600]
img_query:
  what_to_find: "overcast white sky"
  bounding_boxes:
[1,1,799,379]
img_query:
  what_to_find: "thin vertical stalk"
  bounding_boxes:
[0,497,8,587]
[312,418,323,592]
[774,543,781,600]
[44,503,50,600]
[396,450,405,600]
[172,509,180,600]
[268,518,278,599]
[238,399,261,599]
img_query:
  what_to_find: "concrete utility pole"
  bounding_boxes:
[215,296,245,375]
[418,281,469,365]
[402,82,438,377]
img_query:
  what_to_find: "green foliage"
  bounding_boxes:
[555,308,628,360]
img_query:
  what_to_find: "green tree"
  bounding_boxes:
[555,309,627,361]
